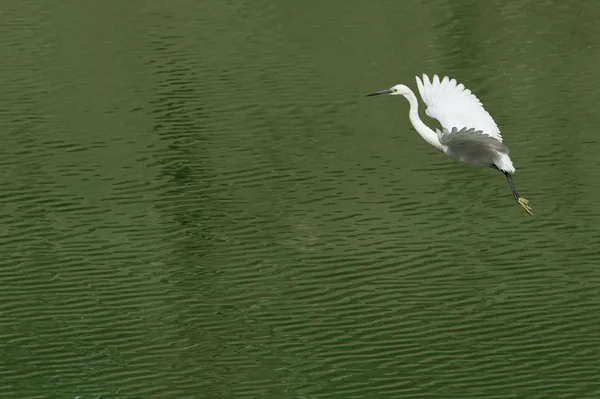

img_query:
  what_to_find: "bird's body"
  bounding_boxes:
[366,74,532,215]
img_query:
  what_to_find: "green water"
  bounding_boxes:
[2,1,600,398]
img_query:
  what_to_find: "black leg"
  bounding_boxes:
[504,172,520,200]
[490,164,532,215]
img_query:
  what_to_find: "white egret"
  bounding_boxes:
[366,74,532,216]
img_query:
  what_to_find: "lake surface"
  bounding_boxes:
[2,1,600,398]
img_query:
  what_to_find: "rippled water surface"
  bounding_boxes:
[2,1,600,398]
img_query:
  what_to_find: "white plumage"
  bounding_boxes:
[365,74,532,215]
[416,74,502,142]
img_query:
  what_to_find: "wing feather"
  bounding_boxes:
[437,127,509,154]
[416,74,503,142]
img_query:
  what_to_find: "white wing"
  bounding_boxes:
[416,74,503,142]
[437,127,508,154]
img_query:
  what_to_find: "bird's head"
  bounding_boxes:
[365,84,411,98]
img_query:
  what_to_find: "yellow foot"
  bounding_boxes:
[517,197,533,216]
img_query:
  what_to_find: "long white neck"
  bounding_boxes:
[404,90,442,150]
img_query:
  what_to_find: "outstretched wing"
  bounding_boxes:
[416,74,503,142]
[437,127,509,154]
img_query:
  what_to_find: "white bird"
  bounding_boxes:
[366,74,532,216]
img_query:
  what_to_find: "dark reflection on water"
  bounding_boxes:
[1,0,600,398]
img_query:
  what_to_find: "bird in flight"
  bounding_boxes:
[366,74,532,216]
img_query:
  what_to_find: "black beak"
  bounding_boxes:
[365,89,393,97]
